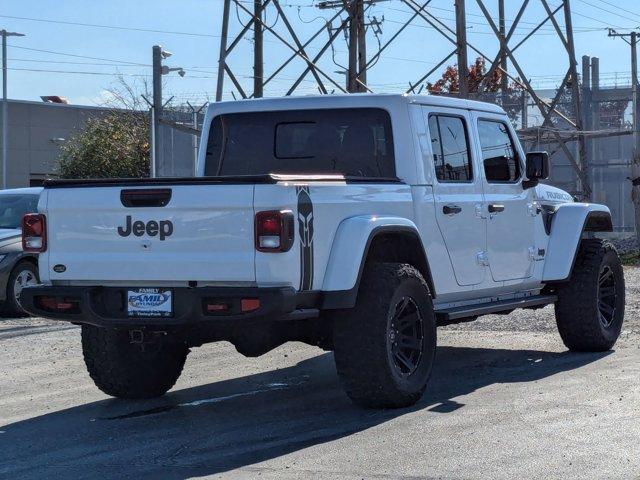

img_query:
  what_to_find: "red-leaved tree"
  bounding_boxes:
[427,57,523,120]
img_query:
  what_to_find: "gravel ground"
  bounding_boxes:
[0,268,638,479]
[445,266,640,335]
[610,235,639,255]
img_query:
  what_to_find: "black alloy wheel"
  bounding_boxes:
[597,265,617,328]
[388,296,424,377]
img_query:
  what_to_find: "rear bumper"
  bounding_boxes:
[20,285,317,328]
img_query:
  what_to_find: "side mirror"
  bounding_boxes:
[523,151,549,188]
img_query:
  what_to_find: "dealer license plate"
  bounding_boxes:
[127,288,173,317]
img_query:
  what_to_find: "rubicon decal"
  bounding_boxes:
[117,215,174,241]
[545,191,573,203]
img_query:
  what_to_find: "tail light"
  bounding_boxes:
[205,302,229,313]
[241,298,260,312]
[255,210,294,252]
[22,214,47,253]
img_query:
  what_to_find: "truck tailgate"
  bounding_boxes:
[43,185,255,283]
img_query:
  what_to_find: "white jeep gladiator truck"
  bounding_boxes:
[21,94,625,408]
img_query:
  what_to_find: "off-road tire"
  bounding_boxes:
[333,262,436,408]
[555,239,625,352]
[3,260,39,317]
[81,325,189,399]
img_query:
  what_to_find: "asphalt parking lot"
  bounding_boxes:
[1,269,639,479]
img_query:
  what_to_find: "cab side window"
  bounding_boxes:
[428,114,472,182]
[478,120,521,183]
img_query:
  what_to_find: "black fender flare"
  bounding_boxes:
[322,226,435,309]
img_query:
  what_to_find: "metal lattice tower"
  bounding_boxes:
[215,0,591,198]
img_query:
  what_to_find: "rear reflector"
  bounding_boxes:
[206,302,229,312]
[241,298,260,312]
[36,296,80,313]
[255,210,294,253]
[22,213,47,253]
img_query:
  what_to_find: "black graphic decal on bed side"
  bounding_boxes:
[296,186,314,291]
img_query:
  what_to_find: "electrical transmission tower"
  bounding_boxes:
[608,28,640,247]
[215,0,591,198]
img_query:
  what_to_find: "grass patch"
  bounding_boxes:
[620,252,640,266]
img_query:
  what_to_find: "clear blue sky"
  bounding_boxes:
[1,0,639,106]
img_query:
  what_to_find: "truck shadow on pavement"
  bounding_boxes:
[1,344,609,479]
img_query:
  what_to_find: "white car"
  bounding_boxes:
[21,94,624,408]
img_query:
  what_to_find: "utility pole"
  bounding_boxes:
[318,0,376,93]
[1,30,25,190]
[455,0,468,98]
[498,0,507,106]
[151,45,185,177]
[347,1,358,92]
[609,28,640,248]
[253,0,264,98]
[356,0,367,92]
[152,45,163,178]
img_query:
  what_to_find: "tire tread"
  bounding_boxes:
[333,262,436,408]
[82,325,188,399]
[554,239,625,351]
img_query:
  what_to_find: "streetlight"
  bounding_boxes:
[1,30,25,190]
[161,66,186,77]
[151,45,185,178]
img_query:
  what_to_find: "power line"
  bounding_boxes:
[7,66,324,86]
[7,44,149,66]
[563,3,635,28]
[591,0,640,21]
[8,67,218,79]
[11,58,147,67]
[0,14,220,38]
[383,15,606,36]
[9,67,148,77]
[2,4,636,38]
[0,12,305,46]
[383,2,628,32]
[575,0,640,23]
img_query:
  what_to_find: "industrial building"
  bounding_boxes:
[0,99,196,187]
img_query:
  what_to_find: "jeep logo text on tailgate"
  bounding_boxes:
[117,215,174,241]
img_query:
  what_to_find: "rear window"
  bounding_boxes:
[0,194,39,229]
[204,108,395,177]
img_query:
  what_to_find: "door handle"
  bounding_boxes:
[121,188,172,208]
[443,205,462,215]
[488,204,505,213]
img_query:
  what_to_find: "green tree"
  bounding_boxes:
[56,112,150,179]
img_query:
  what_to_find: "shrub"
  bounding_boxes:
[56,112,150,179]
